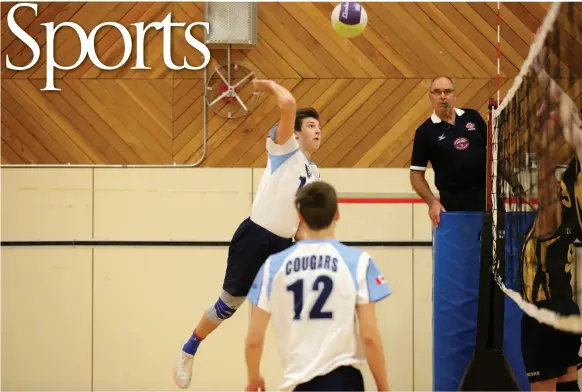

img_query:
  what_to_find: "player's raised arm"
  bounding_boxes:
[253,79,297,145]
[558,92,582,160]
[534,104,563,238]
[531,40,581,237]
[546,84,582,160]
[533,43,582,161]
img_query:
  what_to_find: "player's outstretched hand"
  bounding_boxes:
[559,93,582,133]
[245,375,266,391]
[252,79,295,112]
[252,79,277,94]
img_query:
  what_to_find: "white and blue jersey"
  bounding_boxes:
[247,239,391,390]
[250,125,320,239]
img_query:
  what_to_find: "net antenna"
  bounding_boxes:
[204,2,260,119]
[491,2,582,334]
[496,1,501,110]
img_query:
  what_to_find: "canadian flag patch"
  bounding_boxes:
[375,275,385,285]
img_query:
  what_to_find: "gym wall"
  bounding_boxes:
[2,166,434,391]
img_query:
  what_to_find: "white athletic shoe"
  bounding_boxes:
[173,348,194,389]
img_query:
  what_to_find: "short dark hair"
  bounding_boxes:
[295,181,338,230]
[295,107,320,132]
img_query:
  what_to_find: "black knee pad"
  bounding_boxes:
[557,381,580,391]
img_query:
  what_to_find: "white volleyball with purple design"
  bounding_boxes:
[331,2,367,38]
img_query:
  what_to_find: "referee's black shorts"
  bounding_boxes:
[439,186,486,212]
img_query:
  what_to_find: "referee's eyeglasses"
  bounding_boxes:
[430,89,455,97]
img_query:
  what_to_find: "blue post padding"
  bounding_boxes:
[433,212,535,391]
[433,212,483,391]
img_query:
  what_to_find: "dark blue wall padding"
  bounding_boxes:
[433,212,534,391]
[433,212,483,391]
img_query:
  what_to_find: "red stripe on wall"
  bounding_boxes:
[338,197,538,205]
[338,198,427,204]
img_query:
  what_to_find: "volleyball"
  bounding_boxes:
[331,2,368,38]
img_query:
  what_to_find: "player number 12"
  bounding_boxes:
[286,275,333,320]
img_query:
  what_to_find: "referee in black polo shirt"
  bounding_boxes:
[410,76,488,228]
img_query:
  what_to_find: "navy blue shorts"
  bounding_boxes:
[294,365,364,391]
[222,217,293,297]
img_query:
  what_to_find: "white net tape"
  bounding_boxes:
[501,282,582,334]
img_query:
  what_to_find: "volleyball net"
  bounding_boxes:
[490,2,582,334]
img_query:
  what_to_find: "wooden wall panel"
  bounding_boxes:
[1,2,579,167]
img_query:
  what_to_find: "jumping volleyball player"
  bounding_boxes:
[173,79,322,389]
[519,47,582,391]
[244,181,391,391]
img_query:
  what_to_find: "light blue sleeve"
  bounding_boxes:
[266,123,299,162]
[364,258,391,303]
[247,262,266,307]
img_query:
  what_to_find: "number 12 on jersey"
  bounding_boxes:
[286,276,333,320]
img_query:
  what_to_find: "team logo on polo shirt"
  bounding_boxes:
[466,122,476,131]
[453,137,470,150]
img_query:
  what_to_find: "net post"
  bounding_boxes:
[458,212,521,391]
[458,99,521,391]
[491,194,507,352]
[474,211,494,349]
